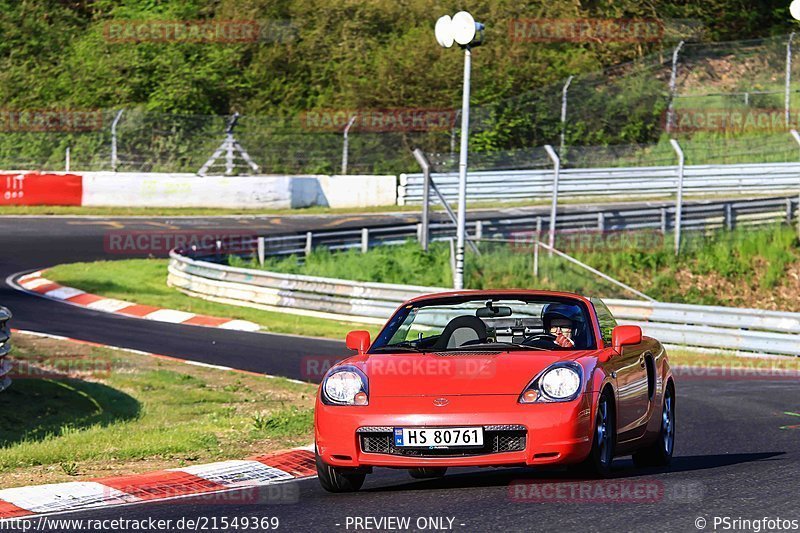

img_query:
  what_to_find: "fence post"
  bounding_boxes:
[787,198,794,224]
[412,148,432,251]
[559,76,574,155]
[725,203,733,231]
[787,33,796,128]
[670,139,685,255]
[448,238,457,285]
[665,40,685,133]
[257,237,265,266]
[660,207,668,235]
[305,232,313,256]
[361,228,369,253]
[533,241,540,278]
[65,147,70,172]
[597,212,605,233]
[544,145,560,256]
[790,129,800,153]
[474,220,483,240]
[790,130,800,239]
[341,115,357,175]
[111,109,124,172]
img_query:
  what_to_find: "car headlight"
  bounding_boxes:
[321,365,369,406]
[520,362,583,403]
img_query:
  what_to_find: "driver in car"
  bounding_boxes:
[549,317,575,348]
[541,303,586,349]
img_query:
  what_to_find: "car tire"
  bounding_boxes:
[632,383,675,468]
[409,467,447,479]
[578,389,616,478]
[315,449,366,493]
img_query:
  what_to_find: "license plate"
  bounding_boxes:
[394,427,483,448]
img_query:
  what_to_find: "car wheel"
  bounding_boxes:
[578,389,616,478]
[409,467,447,479]
[315,449,366,493]
[633,383,675,468]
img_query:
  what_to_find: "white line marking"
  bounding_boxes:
[85,298,133,312]
[171,460,294,487]
[0,482,138,514]
[144,308,196,323]
[218,319,260,332]
[44,286,85,300]
[19,278,52,290]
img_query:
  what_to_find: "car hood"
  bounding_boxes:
[363,350,597,397]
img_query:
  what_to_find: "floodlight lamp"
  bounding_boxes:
[792,0,800,21]
[435,15,454,48]
[451,11,476,45]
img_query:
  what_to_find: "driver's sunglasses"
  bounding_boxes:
[549,325,573,334]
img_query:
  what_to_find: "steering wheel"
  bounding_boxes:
[522,333,558,346]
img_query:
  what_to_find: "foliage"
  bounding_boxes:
[0,1,797,172]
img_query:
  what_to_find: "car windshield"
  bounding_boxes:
[370,296,596,352]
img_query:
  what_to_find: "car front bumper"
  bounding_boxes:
[315,393,596,469]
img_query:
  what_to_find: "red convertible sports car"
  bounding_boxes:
[314,290,675,492]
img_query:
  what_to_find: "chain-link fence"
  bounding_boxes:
[3,34,800,175]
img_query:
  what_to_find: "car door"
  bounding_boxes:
[591,299,649,440]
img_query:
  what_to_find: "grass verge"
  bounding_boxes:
[0,332,316,488]
[44,259,379,341]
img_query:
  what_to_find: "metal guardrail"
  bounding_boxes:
[398,162,800,205]
[186,196,799,262]
[0,306,12,392]
[167,251,439,325]
[168,251,800,357]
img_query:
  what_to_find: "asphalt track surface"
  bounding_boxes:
[1,204,799,532]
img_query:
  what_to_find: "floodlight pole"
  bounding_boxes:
[454,46,471,290]
[786,33,795,128]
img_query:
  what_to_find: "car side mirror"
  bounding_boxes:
[345,330,371,354]
[611,325,642,353]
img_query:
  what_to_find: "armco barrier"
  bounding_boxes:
[183,196,798,260]
[398,162,800,205]
[167,252,440,325]
[0,306,11,392]
[168,251,800,357]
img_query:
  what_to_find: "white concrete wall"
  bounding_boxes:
[317,175,398,208]
[80,172,397,209]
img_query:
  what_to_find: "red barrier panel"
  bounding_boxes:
[0,173,83,206]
